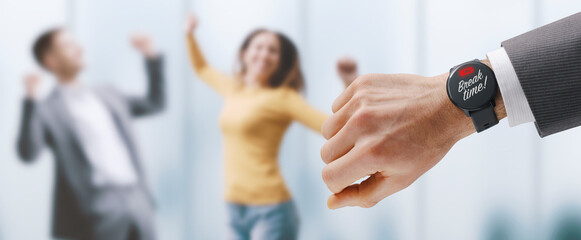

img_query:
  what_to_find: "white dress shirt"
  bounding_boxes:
[60,83,138,187]
[487,47,536,127]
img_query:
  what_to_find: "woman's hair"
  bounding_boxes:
[236,29,305,92]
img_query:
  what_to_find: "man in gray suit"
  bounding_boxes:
[17,28,164,240]
[319,12,581,209]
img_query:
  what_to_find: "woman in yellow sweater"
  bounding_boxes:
[184,15,356,239]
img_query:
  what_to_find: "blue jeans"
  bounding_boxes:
[226,200,299,240]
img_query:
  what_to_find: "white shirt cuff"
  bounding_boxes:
[486,47,535,127]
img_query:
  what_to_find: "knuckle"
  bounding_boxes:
[321,167,334,185]
[352,108,373,126]
[355,74,372,87]
[351,92,367,105]
[368,142,386,159]
[360,139,390,170]
[351,78,364,90]
[321,119,331,139]
[321,167,342,193]
[320,143,331,163]
[361,153,383,171]
[351,77,368,91]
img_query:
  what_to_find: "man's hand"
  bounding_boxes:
[131,33,157,59]
[23,73,41,99]
[320,72,505,209]
[337,57,358,86]
[184,14,199,35]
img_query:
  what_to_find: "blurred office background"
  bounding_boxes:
[1,0,581,239]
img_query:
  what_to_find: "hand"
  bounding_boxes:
[320,72,506,209]
[184,14,199,35]
[23,73,41,99]
[131,33,157,59]
[337,57,358,86]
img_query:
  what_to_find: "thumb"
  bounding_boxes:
[327,173,402,209]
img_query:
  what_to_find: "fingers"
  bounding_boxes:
[184,14,198,33]
[24,72,41,86]
[320,123,355,164]
[321,106,370,163]
[337,57,357,72]
[321,147,377,194]
[327,173,407,209]
[336,57,359,88]
[131,33,151,45]
[130,33,145,48]
[331,83,356,113]
[322,96,361,140]
[331,74,371,113]
[130,33,156,58]
[24,72,41,99]
[130,32,145,40]
[322,97,380,163]
[24,72,41,81]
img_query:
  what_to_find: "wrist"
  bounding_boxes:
[432,73,476,142]
[480,58,507,120]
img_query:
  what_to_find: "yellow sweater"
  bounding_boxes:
[187,35,328,205]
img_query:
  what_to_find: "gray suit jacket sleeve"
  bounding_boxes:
[17,99,47,161]
[502,12,581,137]
[126,56,166,117]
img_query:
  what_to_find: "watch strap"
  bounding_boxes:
[469,103,498,132]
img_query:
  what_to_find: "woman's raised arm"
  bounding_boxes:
[185,14,235,96]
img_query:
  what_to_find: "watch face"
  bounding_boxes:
[447,61,497,111]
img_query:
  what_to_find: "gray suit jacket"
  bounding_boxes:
[502,12,581,137]
[16,57,165,239]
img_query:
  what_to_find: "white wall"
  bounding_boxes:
[1,0,581,239]
[0,0,66,239]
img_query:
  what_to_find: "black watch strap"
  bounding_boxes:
[468,103,498,132]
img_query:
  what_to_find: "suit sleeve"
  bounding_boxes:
[126,56,166,117]
[17,99,46,162]
[283,89,329,133]
[501,12,581,137]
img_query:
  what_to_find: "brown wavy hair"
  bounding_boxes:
[236,29,305,92]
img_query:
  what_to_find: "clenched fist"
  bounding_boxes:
[23,73,41,99]
[184,14,199,34]
[320,69,506,209]
[131,33,157,59]
[336,57,358,87]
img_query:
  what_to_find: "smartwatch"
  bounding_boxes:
[446,59,498,132]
